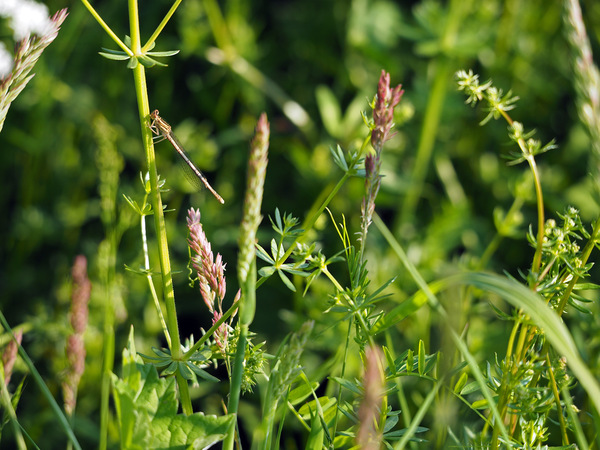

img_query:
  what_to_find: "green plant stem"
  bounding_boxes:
[284,171,355,262]
[483,317,520,438]
[224,259,256,450]
[128,0,190,415]
[497,108,546,279]
[526,156,545,277]
[182,300,240,359]
[385,332,417,450]
[330,318,354,448]
[133,64,190,414]
[79,0,132,55]
[545,352,569,445]
[141,212,171,348]
[223,324,248,450]
[0,368,26,449]
[143,0,183,52]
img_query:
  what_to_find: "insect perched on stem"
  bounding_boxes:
[148,109,224,204]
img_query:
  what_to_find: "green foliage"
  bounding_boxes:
[112,329,234,449]
[2,0,600,448]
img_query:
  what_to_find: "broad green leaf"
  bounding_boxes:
[112,351,234,449]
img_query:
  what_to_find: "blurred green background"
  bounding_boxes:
[2,0,600,446]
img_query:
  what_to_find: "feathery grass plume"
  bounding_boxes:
[356,346,384,450]
[238,113,270,286]
[1,329,22,387]
[0,7,68,132]
[564,0,600,199]
[360,71,403,248]
[62,255,91,416]
[187,208,230,354]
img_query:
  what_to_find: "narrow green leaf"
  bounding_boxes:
[406,349,413,374]
[331,377,362,396]
[258,266,276,277]
[277,269,297,292]
[453,372,468,394]
[418,340,425,376]
[256,244,275,264]
[188,364,220,383]
[99,51,130,61]
[146,49,180,57]
[383,346,396,374]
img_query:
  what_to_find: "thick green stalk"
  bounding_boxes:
[128,0,190,414]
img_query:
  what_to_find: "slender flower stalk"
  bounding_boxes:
[62,255,91,417]
[224,113,270,450]
[360,71,403,253]
[0,7,68,132]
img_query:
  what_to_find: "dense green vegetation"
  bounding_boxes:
[2,0,600,448]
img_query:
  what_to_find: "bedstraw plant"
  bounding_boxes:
[3,0,600,448]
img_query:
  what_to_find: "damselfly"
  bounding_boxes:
[148,109,224,204]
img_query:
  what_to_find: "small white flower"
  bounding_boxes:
[0,0,51,41]
[0,42,14,79]
[0,0,20,16]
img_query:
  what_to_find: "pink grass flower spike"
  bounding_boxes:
[187,208,230,354]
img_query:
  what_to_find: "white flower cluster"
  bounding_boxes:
[0,0,51,77]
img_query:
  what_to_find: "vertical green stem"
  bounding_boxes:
[224,260,256,450]
[0,365,27,449]
[128,0,190,414]
[527,157,545,278]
